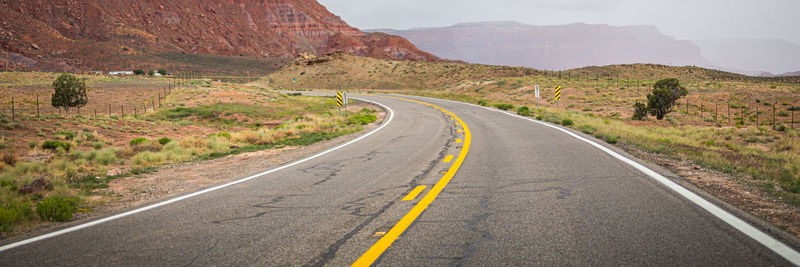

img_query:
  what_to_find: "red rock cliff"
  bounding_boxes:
[0,0,439,70]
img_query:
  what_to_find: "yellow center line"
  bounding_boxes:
[443,155,454,163]
[353,96,471,266]
[401,185,427,201]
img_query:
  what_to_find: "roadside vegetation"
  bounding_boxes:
[0,71,378,236]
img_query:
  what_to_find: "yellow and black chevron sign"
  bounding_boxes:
[336,92,343,107]
[554,85,562,101]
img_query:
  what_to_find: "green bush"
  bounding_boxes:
[517,106,531,116]
[477,100,488,106]
[130,137,149,146]
[36,196,78,222]
[157,69,167,76]
[0,200,33,232]
[214,132,232,139]
[632,102,647,120]
[348,114,377,125]
[577,125,596,135]
[535,115,544,120]
[158,137,172,145]
[42,140,71,151]
[777,111,789,117]
[494,103,514,110]
[133,69,145,75]
[605,134,619,144]
[561,119,574,126]
[56,130,75,140]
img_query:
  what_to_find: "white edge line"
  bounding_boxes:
[403,94,800,265]
[0,97,394,253]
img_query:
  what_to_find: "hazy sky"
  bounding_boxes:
[319,0,800,45]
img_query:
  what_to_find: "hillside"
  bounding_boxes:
[258,53,788,91]
[373,21,712,70]
[0,0,438,73]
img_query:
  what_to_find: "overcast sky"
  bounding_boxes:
[319,0,800,45]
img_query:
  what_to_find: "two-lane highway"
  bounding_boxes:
[1,93,797,266]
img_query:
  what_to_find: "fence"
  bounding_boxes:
[0,82,181,120]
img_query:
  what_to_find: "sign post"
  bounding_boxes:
[554,85,562,107]
[534,84,540,107]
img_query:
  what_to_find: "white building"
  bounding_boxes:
[108,71,134,75]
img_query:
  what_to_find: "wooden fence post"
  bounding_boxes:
[773,101,777,130]
[11,96,14,121]
[728,102,731,125]
[756,105,759,126]
[36,94,40,118]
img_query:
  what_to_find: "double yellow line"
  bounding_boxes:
[353,96,471,266]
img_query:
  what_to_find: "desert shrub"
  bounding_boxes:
[577,125,596,135]
[41,140,71,151]
[494,103,514,110]
[778,111,789,117]
[535,115,543,120]
[214,132,232,139]
[477,100,488,106]
[130,137,149,146]
[157,69,167,75]
[632,102,647,120]
[0,199,33,232]
[348,114,377,125]
[2,154,17,166]
[132,151,166,166]
[517,106,531,116]
[81,132,94,141]
[206,136,231,153]
[36,196,78,222]
[561,119,574,126]
[133,69,145,75]
[56,130,75,140]
[158,137,172,145]
[605,134,619,144]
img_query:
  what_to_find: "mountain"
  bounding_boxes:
[0,0,438,72]
[372,21,713,70]
[691,38,800,76]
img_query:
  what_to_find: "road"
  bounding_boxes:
[1,93,797,266]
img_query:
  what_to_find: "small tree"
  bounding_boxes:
[51,74,88,116]
[157,69,167,75]
[646,78,687,120]
[133,69,145,75]
[632,102,647,120]
[147,70,155,76]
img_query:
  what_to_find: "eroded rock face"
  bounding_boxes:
[0,0,439,71]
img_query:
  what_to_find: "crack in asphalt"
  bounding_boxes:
[312,112,459,266]
[210,194,307,224]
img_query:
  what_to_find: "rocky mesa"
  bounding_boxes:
[0,0,439,72]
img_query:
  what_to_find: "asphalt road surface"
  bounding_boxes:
[1,93,798,266]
